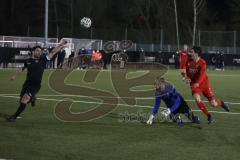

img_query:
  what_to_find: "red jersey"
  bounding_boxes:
[186,58,208,85]
[178,50,189,69]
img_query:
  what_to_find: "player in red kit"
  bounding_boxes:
[183,46,230,124]
[176,44,189,78]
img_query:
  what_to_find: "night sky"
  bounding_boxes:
[0,0,239,43]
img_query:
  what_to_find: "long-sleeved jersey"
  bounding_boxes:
[152,84,183,115]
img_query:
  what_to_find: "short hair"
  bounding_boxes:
[31,46,43,52]
[155,77,167,85]
[191,46,202,56]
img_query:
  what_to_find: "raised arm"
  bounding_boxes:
[48,40,67,60]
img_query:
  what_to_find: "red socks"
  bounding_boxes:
[197,100,222,117]
[197,101,210,117]
[216,99,222,107]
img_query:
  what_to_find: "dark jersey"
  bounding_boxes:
[22,55,49,86]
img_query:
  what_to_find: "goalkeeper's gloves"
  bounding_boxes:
[161,108,171,118]
[147,114,155,125]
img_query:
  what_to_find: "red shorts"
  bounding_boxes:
[191,80,215,101]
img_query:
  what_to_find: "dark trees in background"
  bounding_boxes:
[0,0,239,44]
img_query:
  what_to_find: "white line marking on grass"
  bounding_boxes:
[1,95,240,115]
[166,71,240,77]
[1,94,240,105]
[185,99,240,105]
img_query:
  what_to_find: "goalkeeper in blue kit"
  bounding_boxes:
[147,77,200,126]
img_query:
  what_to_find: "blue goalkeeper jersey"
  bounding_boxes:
[152,84,182,115]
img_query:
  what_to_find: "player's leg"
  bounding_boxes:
[192,87,210,116]
[194,93,214,124]
[29,86,40,107]
[209,99,230,112]
[31,96,36,107]
[202,82,230,112]
[15,95,31,116]
[169,112,184,127]
[29,85,41,107]
[178,97,201,124]
[167,97,185,126]
[7,85,40,122]
[6,84,28,121]
[192,87,213,124]
[6,94,31,122]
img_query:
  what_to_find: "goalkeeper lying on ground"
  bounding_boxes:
[147,77,200,126]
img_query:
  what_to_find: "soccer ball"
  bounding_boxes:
[80,17,92,28]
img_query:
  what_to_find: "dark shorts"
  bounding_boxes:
[172,96,191,115]
[20,84,41,101]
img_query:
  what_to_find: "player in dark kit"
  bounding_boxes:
[147,77,200,127]
[6,40,67,122]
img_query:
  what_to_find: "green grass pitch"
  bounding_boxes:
[0,69,240,160]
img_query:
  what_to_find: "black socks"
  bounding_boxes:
[13,103,26,118]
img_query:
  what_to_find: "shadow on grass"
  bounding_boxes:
[0,112,10,119]
[107,112,203,129]
[144,121,203,130]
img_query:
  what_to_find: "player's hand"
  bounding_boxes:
[193,83,199,88]
[176,50,181,54]
[183,77,191,84]
[185,78,191,84]
[59,39,68,47]
[161,108,171,117]
[10,75,16,81]
[60,38,67,43]
[146,115,155,125]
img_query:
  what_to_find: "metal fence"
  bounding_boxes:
[0,36,58,48]
[0,33,240,54]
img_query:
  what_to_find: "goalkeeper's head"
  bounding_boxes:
[154,77,167,92]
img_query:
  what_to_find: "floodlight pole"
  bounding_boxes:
[193,0,197,46]
[193,0,205,46]
[173,0,180,49]
[44,0,49,47]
